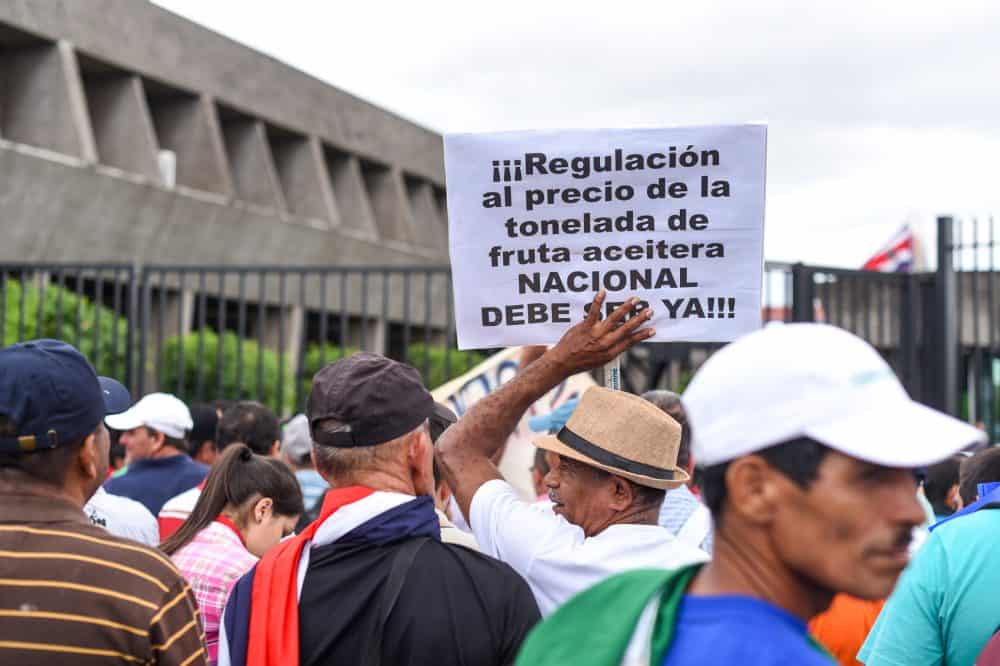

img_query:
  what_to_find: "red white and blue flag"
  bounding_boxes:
[217,487,440,666]
[862,226,916,272]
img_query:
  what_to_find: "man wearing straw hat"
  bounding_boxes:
[437,292,708,616]
[516,323,985,665]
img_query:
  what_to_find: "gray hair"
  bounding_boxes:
[311,419,428,481]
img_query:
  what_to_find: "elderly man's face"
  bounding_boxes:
[768,450,926,600]
[544,452,616,537]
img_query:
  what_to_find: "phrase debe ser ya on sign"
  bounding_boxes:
[443,125,767,349]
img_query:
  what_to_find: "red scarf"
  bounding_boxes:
[214,515,247,547]
[246,486,374,666]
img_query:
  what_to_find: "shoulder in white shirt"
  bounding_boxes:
[85,487,159,546]
[469,479,708,616]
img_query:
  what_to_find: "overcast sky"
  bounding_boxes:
[154,0,999,267]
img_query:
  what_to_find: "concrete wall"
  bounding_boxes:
[0,0,443,183]
[0,2,449,265]
[0,144,444,270]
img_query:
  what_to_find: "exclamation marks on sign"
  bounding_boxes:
[491,159,525,183]
[705,298,737,318]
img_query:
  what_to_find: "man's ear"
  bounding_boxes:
[270,440,281,458]
[608,475,635,512]
[947,484,964,512]
[435,478,453,509]
[409,429,431,470]
[150,428,166,451]
[77,433,100,482]
[724,456,784,526]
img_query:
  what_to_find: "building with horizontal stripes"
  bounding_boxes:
[0,1,454,383]
[0,0,448,269]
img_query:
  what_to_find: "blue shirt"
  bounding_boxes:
[295,469,329,510]
[104,454,207,515]
[662,595,832,665]
[859,507,1000,666]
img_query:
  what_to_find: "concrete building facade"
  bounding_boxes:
[0,0,449,267]
[0,1,454,371]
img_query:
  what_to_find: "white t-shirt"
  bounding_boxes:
[158,486,202,539]
[436,508,481,551]
[470,479,709,616]
[84,487,159,546]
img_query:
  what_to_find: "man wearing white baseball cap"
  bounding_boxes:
[517,323,984,666]
[104,392,207,514]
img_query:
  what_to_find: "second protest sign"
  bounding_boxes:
[444,124,767,349]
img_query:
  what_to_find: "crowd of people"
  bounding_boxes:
[1,291,998,665]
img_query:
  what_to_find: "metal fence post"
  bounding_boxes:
[898,273,919,399]
[135,265,148,396]
[125,264,136,393]
[936,216,959,416]
[791,263,815,322]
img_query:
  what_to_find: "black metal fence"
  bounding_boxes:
[619,262,794,393]
[0,262,135,381]
[945,215,998,437]
[134,266,465,415]
[1,218,996,430]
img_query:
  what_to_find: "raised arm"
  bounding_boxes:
[518,345,548,372]
[436,292,654,520]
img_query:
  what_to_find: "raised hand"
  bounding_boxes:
[547,291,655,376]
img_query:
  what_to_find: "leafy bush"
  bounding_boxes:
[159,330,487,414]
[1,278,129,379]
[160,329,295,414]
[298,343,359,402]
[405,343,486,390]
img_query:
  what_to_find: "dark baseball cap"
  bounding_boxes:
[307,352,434,448]
[429,402,458,444]
[0,339,131,454]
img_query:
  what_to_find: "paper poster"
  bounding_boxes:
[432,347,595,500]
[444,125,767,349]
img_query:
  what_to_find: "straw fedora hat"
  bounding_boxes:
[535,386,688,490]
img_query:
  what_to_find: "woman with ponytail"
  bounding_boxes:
[161,444,304,664]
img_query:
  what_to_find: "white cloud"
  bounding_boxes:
[154,0,1000,266]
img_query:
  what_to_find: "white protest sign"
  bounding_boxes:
[444,125,767,349]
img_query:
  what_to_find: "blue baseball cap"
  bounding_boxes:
[528,398,580,434]
[0,339,131,454]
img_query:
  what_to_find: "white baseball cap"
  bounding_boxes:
[683,323,985,468]
[105,392,194,439]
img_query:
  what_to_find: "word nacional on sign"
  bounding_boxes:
[444,125,767,349]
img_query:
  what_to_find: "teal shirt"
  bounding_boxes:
[859,508,1000,666]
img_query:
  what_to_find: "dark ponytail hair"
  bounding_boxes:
[160,444,304,555]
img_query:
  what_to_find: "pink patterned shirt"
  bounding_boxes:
[172,520,257,664]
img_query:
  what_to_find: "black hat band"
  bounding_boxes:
[556,426,675,481]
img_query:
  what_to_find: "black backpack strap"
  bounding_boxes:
[365,537,430,666]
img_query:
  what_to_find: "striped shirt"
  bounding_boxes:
[0,491,207,665]
[172,521,257,663]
